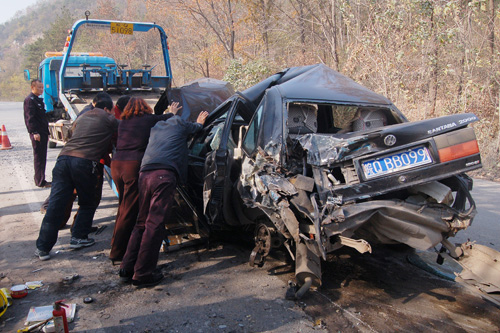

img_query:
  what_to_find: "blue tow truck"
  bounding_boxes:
[26,16,233,147]
[25,18,174,148]
[25,15,235,250]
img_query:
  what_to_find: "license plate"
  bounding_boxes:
[362,147,432,179]
[110,22,134,35]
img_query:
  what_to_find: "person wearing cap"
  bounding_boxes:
[23,79,50,188]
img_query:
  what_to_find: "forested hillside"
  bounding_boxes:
[0,0,91,98]
[0,0,498,174]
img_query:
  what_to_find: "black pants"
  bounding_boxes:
[30,133,48,186]
[36,156,100,252]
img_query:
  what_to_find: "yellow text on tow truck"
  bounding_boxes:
[110,22,133,35]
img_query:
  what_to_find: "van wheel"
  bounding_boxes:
[48,141,57,148]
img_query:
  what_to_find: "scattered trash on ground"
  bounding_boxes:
[17,316,53,332]
[22,302,76,332]
[25,281,43,290]
[62,274,79,285]
[10,285,28,299]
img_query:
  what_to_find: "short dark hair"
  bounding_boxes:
[116,95,131,111]
[94,92,113,111]
[31,79,42,88]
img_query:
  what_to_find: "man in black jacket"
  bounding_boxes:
[23,79,50,188]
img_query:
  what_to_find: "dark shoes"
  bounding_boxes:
[132,272,164,288]
[70,237,95,249]
[38,181,52,188]
[110,258,122,266]
[119,269,133,284]
[35,248,50,261]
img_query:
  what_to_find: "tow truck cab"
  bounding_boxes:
[38,53,116,117]
[24,18,174,148]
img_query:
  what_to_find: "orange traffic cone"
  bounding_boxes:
[1,125,13,150]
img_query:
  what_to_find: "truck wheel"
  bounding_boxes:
[48,141,57,148]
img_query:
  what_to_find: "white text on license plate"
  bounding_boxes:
[362,147,432,179]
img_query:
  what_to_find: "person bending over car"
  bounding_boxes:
[35,94,118,261]
[109,97,180,264]
[119,110,209,288]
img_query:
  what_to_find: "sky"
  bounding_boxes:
[0,0,41,25]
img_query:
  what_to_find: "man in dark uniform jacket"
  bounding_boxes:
[23,79,51,188]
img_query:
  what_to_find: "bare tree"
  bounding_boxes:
[427,2,438,118]
[286,0,341,69]
[177,0,237,59]
[489,0,495,55]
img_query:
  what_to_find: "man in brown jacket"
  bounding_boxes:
[35,93,118,261]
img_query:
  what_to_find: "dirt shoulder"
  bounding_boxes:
[1,103,499,332]
[0,109,324,333]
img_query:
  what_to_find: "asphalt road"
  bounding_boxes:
[1,102,499,332]
[453,178,500,251]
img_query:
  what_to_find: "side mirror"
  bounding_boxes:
[24,69,31,82]
[233,125,248,160]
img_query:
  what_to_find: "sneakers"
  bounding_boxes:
[69,237,95,249]
[132,272,164,288]
[119,269,133,284]
[35,248,50,261]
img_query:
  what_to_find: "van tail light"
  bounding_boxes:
[434,128,480,163]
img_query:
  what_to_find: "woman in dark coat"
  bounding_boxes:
[109,97,180,263]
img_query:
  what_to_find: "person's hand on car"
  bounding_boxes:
[197,111,209,125]
[167,102,182,115]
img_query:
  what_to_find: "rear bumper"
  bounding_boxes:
[321,175,476,252]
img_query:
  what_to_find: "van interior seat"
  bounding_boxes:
[288,103,318,137]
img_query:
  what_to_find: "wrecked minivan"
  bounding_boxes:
[175,64,482,298]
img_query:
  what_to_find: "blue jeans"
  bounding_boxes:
[36,155,100,252]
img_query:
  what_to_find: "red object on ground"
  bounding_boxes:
[0,125,12,150]
[52,300,69,333]
[10,285,27,298]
